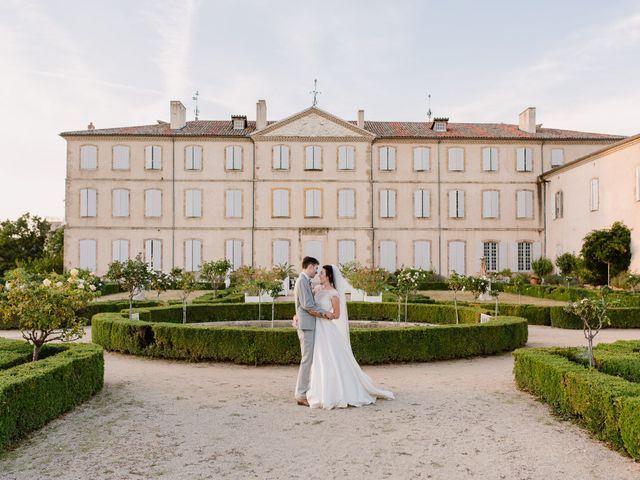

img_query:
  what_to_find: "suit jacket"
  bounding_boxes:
[294,274,327,331]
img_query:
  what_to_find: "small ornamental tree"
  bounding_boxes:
[447,272,465,324]
[0,269,97,361]
[395,268,421,322]
[200,259,232,298]
[512,274,527,305]
[531,258,553,283]
[464,276,490,300]
[564,294,611,368]
[170,268,198,324]
[106,253,153,318]
[265,277,285,327]
[149,270,173,301]
[581,221,632,285]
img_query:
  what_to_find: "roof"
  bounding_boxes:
[61,119,626,142]
[541,132,640,178]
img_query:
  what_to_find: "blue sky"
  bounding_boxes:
[1,0,639,220]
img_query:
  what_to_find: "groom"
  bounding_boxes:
[294,256,334,406]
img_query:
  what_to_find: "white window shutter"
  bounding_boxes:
[482,148,492,171]
[380,190,389,217]
[498,241,507,271]
[389,191,396,217]
[448,191,456,217]
[226,240,242,270]
[185,240,193,271]
[516,191,526,218]
[475,241,484,274]
[338,240,356,265]
[414,147,429,171]
[305,146,313,169]
[193,146,203,169]
[526,191,533,218]
[388,147,396,170]
[273,240,289,266]
[380,147,388,170]
[79,239,97,272]
[448,241,465,275]
[516,148,525,171]
[532,241,542,262]
[414,240,430,269]
[458,191,465,217]
[380,241,396,272]
[113,146,130,169]
[482,191,491,218]
[339,190,354,218]
[80,146,97,169]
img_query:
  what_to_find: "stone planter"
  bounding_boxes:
[278,278,290,296]
[364,293,383,303]
[244,293,274,303]
[350,289,365,301]
[530,276,541,285]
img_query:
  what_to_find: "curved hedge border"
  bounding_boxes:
[514,342,640,459]
[92,304,528,364]
[502,284,640,306]
[0,340,104,451]
[495,304,640,329]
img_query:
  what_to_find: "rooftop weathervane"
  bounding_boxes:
[309,79,321,107]
[192,90,200,120]
[427,93,432,121]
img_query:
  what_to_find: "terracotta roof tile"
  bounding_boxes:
[61,119,625,141]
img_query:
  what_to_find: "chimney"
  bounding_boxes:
[519,107,536,134]
[87,122,95,130]
[170,100,186,130]
[357,109,364,129]
[256,99,267,130]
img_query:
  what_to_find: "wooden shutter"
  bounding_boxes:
[448,148,464,171]
[80,146,97,169]
[516,148,525,171]
[413,147,429,171]
[226,240,242,270]
[475,241,484,274]
[112,240,129,262]
[448,191,457,218]
[380,241,396,272]
[532,242,542,262]
[380,190,389,217]
[414,240,430,269]
[448,241,465,275]
[273,240,289,266]
[113,146,129,170]
[79,239,97,272]
[303,240,323,266]
[414,190,429,218]
[113,189,129,217]
[388,191,396,217]
[338,240,356,265]
[339,190,354,218]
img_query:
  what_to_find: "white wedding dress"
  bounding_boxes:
[306,269,395,410]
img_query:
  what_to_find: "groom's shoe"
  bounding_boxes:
[296,398,309,407]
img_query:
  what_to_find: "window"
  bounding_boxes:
[145,239,162,271]
[482,190,499,218]
[80,145,97,170]
[112,240,129,263]
[448,190,465,218]
[185,189,202,218]
[225,190,242,218]
[518,242,532,271]
[380,190,396,218]
[305,189,322,217]
[516,147,533,172]
[305,146,322,170]
[185,239,202,272]
[145,189,162,217]
[338,145,355,170]
[338,189,355,218]
[482,147,498,172]
[225,239,242,271]
[273,189,289,217]
[379,146,396,171]
[145,145,162,170]
[516,190,534,219]
[79,240,97,272]
[80,188,97,217]
[590,178,599,211]
[226,146,242,170]
[338,240,356,265]
[273,145,290,170]
[414,240,431,270]
[413,147,430,172]
[448,148,464,171]
[273,240,290,267]
[112,146,130,170]
[551,148,564,167]
[414,190,430,218]
[185,145,202,170]
[554,191,564,219]
[448,241,465,275]
[380,240,396,272]
[434,121,447,132]
[483,242,498,272]
[112,189,129,217]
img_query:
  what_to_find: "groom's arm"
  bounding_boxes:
[299,281,330,318]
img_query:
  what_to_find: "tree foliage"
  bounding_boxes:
[0,213,52,275]
[106,253,153,318]
[581,221,631,285]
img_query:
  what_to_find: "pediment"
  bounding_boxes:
[252,107,374,139]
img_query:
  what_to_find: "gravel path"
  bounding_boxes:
[1,326,640,479]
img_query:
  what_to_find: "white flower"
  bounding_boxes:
[42,279,52,287]
[89,285,96,291]
[70,268,79,277]
[67,277,75,283]
[5,282,10,291]
[90,272,95,276]
[56,281,63,287]
[77,283,85,289]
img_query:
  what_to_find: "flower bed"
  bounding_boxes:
[513,341,640,459]
[0,339,104,451]
[91,302,527,365]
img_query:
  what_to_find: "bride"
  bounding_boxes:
[301,264,395,410]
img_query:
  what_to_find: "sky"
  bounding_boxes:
[1,0,639,221]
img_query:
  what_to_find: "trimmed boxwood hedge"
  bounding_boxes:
[92,305,527,365]
[128,301,483,325]
[0,340,104,451]
[496,304,552,326]
[503,284,640,306]
[549,306,640,329]
[513,343,640,459]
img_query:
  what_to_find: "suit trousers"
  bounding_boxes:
[295,328,315,400]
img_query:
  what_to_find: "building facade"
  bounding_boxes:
[62,101,625,276]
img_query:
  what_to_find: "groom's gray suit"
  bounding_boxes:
[294,272,328,400]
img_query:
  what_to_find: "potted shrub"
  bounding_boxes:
[361,267,389,303]
[235,267,274,304]
[342,262,365,300]
[531,257,553,284]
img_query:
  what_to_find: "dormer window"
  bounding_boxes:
[232,115,247,130]
[432,117,449,132]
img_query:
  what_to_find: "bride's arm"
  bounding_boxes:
[329,296,340,320]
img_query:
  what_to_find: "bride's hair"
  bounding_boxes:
[322,265,336,288]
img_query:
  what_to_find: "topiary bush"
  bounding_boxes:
[0,340,104,451]
[513,342,640,459]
